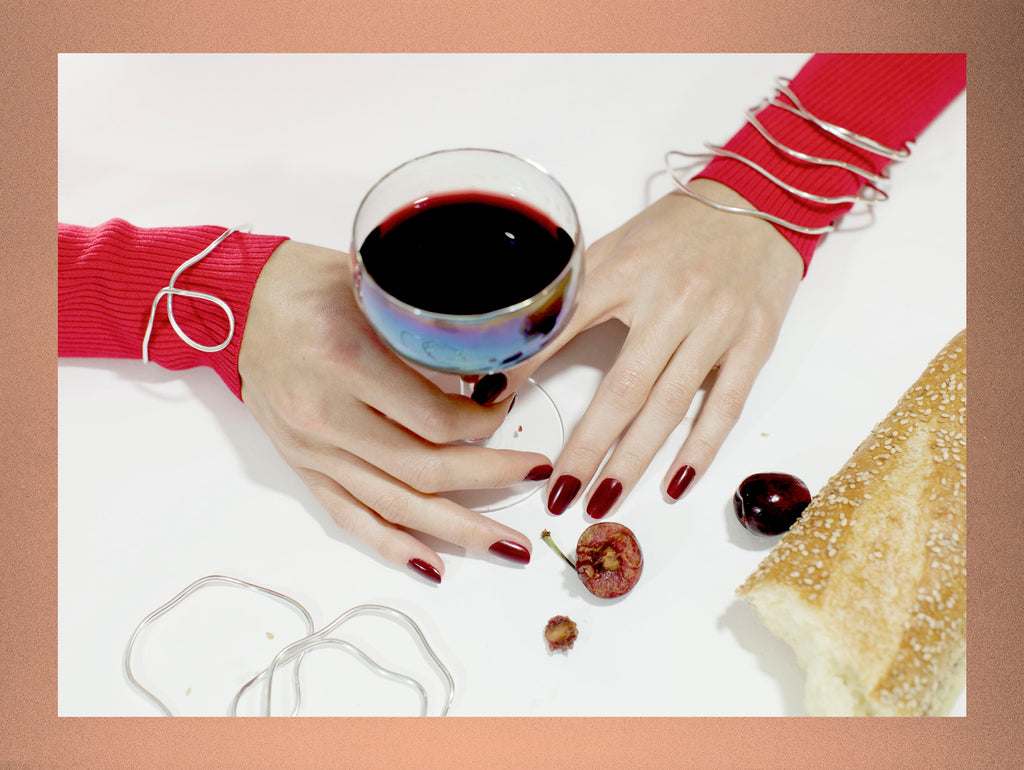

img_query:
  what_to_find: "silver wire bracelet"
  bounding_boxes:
[142,224,251,363]
[124,575,455,717]
[770,77,912,162]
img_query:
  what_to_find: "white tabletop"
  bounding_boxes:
[58,53,966,717]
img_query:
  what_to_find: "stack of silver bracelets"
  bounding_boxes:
[666,76,913,235]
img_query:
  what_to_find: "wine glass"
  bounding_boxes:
[351,148,584,511]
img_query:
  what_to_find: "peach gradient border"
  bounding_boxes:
[7,1,1022,766]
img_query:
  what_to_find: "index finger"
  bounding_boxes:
[351,344,516,445]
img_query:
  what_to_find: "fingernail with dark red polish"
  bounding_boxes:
[507,394,518,413]
[408,558,442,584]
[667,465,696,501]
[547,475,581,515]
[525,464,553,482]
[587,478,623,519]
[489,540,531,564]
[471,373,507,405]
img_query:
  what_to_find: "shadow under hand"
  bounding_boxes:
[175,368,473,572]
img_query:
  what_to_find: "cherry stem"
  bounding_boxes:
[540,529,575,569]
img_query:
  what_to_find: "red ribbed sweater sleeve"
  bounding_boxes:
[696,53,966,274]
[58,218,289,399]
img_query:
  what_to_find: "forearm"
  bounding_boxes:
[696,53,966,273]
[58,218,289,398]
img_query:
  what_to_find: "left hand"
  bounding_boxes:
[497,179,804,518]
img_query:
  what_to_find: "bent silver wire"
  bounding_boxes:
[743,101,892,189]
[664,150,836,236]
[124,574,315,717]
[237,604,454,717]
[690,144,889,206]
[125,576,454,717]
[769,77,913,162]
[142,224,252,364]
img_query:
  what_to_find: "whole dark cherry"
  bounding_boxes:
[734,472,811,536]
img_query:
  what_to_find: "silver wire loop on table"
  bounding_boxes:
[142,224,252,364]
[124,575,455,717]
[665,75,914,235]
[123,575,315,717]
[241,603,455,717]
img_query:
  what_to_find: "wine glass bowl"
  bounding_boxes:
[352,148,583,376]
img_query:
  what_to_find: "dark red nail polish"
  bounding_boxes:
[667,465,696,501]
[547,475,581,515]
[587,478,623,519]
[407,558,442,584]
[507,394,518,413]
[525,464,553,482]
[471,373,507,405]
[489,540,531,564]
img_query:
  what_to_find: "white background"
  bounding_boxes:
[58,54,966,717]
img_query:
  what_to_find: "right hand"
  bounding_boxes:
[237,240,552,583]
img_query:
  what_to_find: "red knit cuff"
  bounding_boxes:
[695,53,966,275]
[58,218,289,399]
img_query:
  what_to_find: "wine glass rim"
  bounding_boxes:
[351,147,583,324]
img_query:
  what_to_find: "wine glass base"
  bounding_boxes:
[443,378,564,513]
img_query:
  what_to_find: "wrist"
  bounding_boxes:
[680,179,805,277]
[238,240,350,401]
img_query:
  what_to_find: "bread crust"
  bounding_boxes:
[738,330,966,716]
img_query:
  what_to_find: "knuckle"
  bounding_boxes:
[611,447,647,479]
[325,332,365,368]
[701,297,743,333]
[364,489,410,525]
[276,386,333,437]
[687,433,721,466]
[414,406,461,444]
[656,375,696,416]
[714,384,747,424]
[561,442,606,474]
[325,497,359,532]
[680,263,716,303]
[288,400,329,436]
[402,452,448,494]
[367,529,406,565]
[605,364,649,413]
[746,316,780,357]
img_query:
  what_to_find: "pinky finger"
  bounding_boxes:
[663,356,761,502]
[297,468,446,584]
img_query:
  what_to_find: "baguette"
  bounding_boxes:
[737,329,966,716]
